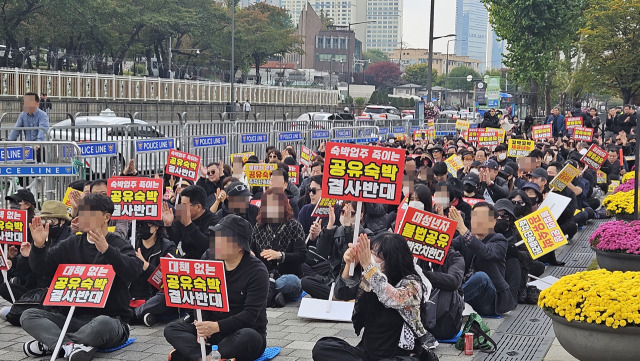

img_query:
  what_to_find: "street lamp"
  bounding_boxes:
[426,17,455,104]
[467,75,484,120]
[445,38,466,106]
[347,20,376,104]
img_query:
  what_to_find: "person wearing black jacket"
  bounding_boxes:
[604,107,618,142]
[616,105,637,134]
[163,185,217,259]
[21,193,142,360]
[480,109,500,129]
[131,220,177,327]
[476,160,510,203]
[196,162,224,208]
[449,203,517,316]
[165,215,269,361]
[211,181,259,227]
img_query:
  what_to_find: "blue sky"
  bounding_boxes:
[403,0,457,53]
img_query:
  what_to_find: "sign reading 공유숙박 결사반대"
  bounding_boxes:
[515,207,568,259]
[161,258,229,312]
[580,144,608,171]
[532,124,553,141]
[323,142,405,205]
[165,149,201,182]
[0,209,27,245]
[244,163,277,187]
[397,207,456,265]
[107,177,163,220]
[507,139,535,158]
[43,264,115,308]
[572,126,593,142]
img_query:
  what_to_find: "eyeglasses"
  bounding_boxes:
[41,218,60,226]
[340,210,356,217]
[309,188,320,195]
[207,170,217,175]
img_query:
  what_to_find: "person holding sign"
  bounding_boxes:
[164,215,269,361]
[313,232,437,361]
[449,203,517,316]
[211,182,259,228]
[21,193,141,360]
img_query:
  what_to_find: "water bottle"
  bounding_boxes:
[208,345,221,361]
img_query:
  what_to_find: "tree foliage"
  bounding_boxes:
[403,63,437,87]
[447,66,481,91]
[364,61,402,91]
[579,0,640,104]
[362,49,389,66]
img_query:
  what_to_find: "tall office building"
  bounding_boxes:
[280,0,402,53]
[238,0,281,7]
[454,0,505,72]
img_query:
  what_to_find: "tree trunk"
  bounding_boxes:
[622,88,632,105]
[254,55,261,85]
[544,72,552,115]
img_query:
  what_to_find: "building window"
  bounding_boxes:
[340,37,347,49]
[316,36,324,49]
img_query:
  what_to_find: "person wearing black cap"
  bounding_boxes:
[432,161,449,183]
[462,173,482,200]
[476,159,509,203]
[431,144,444,163]
[211,181,259,227]
[165,215,269,361]
[499,163,517,194]
[493,200,523,301]
[520,182,543,210]
[6,189,36,223]
[131,220,177,327]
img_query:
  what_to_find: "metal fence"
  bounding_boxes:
[0,68,339,105]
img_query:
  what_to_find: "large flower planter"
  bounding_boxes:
[593,247,640,272]
[614,214,636,221]
[545,310,640,361]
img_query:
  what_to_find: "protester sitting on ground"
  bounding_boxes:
[211,181,259,227]
[301,202,371,300]
[3,189,37,287]
[250,187,306,307]
[209,176,240,214]
[68,180,129,239]
[313,232,437,361]
[164,215,269,361]
[298,175,330,237]
[298,162,324,210]
[532,165,578,247]
[476,159,510,203]
[253,164,300,218]
[163,185,216,259]
[449,202,517,316]
[131,220,177,327]
[0,201,72,323]
[21,193,141,360]
[434,180,472,229]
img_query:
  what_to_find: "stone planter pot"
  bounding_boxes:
[592,247,640,272]
[545,310,640,361]
[614,214,636,221]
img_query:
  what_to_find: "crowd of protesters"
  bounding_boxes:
[0,97,630,361]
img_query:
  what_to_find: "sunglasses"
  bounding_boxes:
[309,188,320,195]
[496,212,510,220]
[340,210,356,217]
[269,154,278,158]
[512,200,526,206]
[229,184,247,193]
[207,170,217,175]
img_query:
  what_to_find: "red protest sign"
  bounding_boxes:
[161,258,229,312]
[398,207,456,265]
[323,142,405,205]
[43,265,115,308]
[532,124,553,141]
[572,126,593,142]
[462,197,482,206]
[565,116,583,130]
[148,253,175,290]
[311,198,341,218]
[580,144,608,170]
[0,209,27,245]
[166,149,201,182]
[288,165,299,186]
[107,177,163,220]
[394,196,410,233]
[477,130,499,149]
[464,128,479,144]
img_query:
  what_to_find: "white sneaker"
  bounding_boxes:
[67,343,96,361]
[0,306,10,321]
[23,339,52,357]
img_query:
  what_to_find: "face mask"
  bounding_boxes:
[547,175,555,183]
[514,204,527,218]
[545,156,553,162]
[49,224,65,239]
[528,196,539,206]
[136,224,155,241]
[494,219,510,234]
[340,216,353,227]
[408,201,424,210]
[497,153,507,161]
[370,254,383,270]
[470,169,480,175]
[463,184,476,194]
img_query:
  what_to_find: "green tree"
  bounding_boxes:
[403,63,437,87]
[362,49,388,66]
[579,0,640,104]
[446,66,480,91]
[364,61,402,91]
[482,0,584,114]
[318,10,334,29]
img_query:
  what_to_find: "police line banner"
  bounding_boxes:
[507,139,535,158]
[323,142,405,204]
[43,265,115,308]
[0,209,27,245]
[244,163,277,187]
[581,144,608,170]
[166,149,201,182]
[397,207,456,265]
[161,258,229,312]
[107,177,163,220]
[515,206,568,259]
[532,124,553,141]
[444,154,464,177]
[311,198,342,218]
[549,164,579,191]
[565,116,583,130]
[572,126,593,142]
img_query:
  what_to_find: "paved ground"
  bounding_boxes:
[0,220,601,361]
